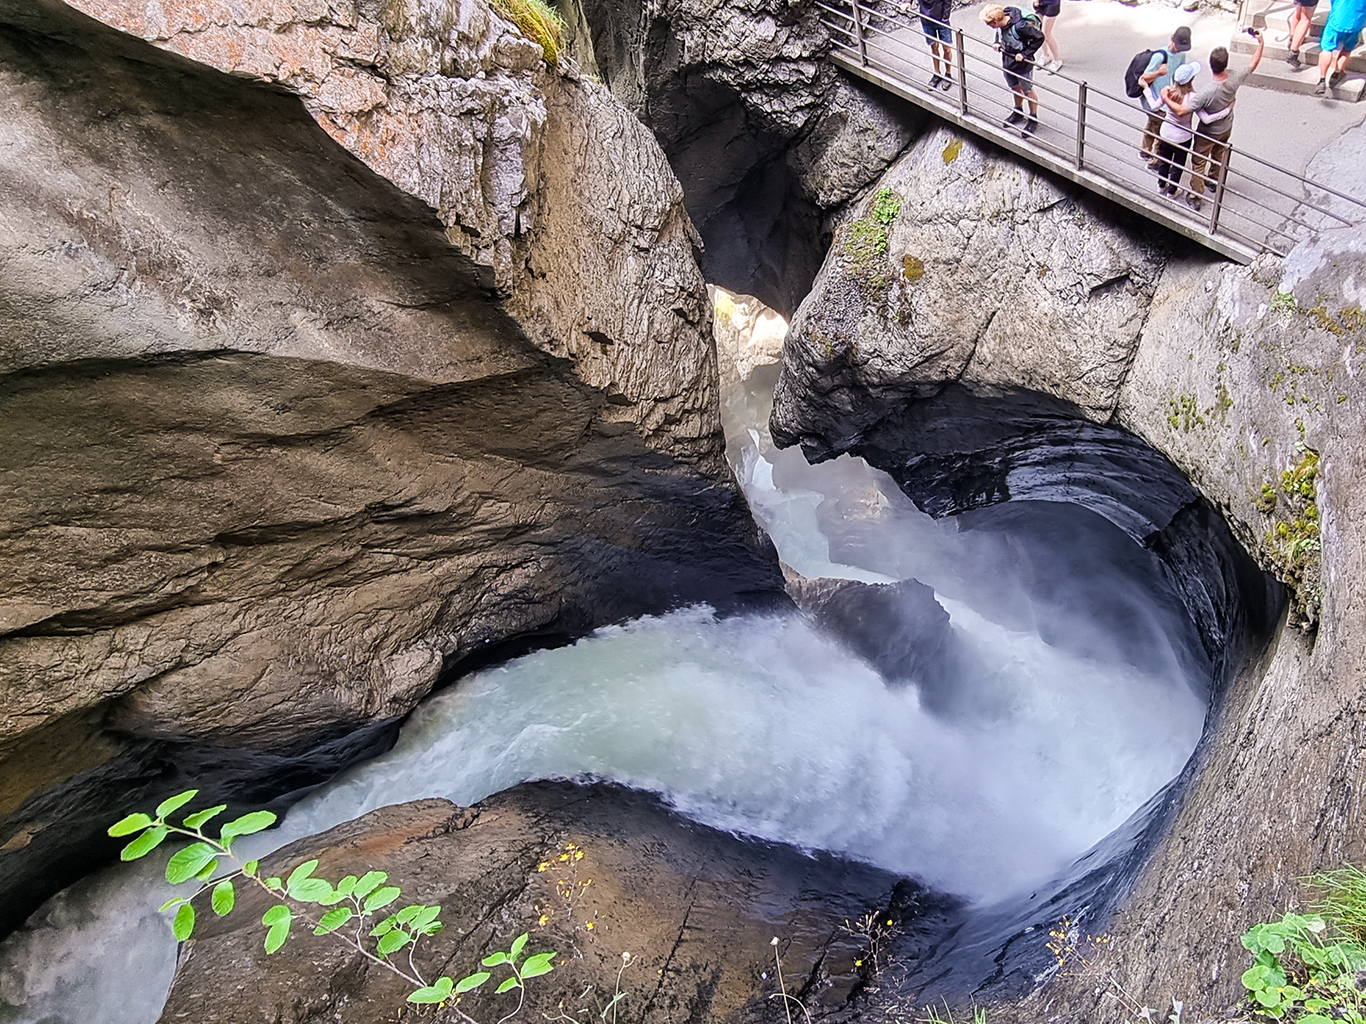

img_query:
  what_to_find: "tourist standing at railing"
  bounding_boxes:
[1155,63,1200,200]
[921,0,955,91]
[1314,0,1366,95]
[1186,31,1264,211]
[1134,26,1192,171]
[981,3,1045,136]
[1033,0,1063,72]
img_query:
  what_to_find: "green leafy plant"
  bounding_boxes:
[110,790,555,1018]
[490,0,566,64]
[1239,868,1366,1024]
[842,187,904,290]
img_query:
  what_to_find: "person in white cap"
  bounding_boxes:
[1154,61,1201,200]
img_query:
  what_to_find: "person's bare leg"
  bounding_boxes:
[1043,14,1060,65]
[1288,6,1312,58]
[1026,87,1039,116]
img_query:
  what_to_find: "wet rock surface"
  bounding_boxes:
[156,783,959,1024]
[784,573,953,694]
[0,1,782,935]
[770,108,1366,1018]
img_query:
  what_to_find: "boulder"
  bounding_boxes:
[155,783,960,1024]
[784,572,954,699]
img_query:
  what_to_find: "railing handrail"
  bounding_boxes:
[817,0,1366,261]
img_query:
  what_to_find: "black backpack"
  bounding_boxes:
[1124,47,1167,98]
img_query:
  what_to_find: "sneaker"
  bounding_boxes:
[1329,70,1347,89]
[1315,78,1327,95]
[1050,59,1064,73]
[1022,116,1039,135]
[1185,194,1205,212]
[1004,110,1026,127]
[929,74,945,89]
[938,75,954,91]
[1286,50,1302,69]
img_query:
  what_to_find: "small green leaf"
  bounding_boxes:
[495,977,519,995]
[242,860,259,877]
[318,887,348,907]
[1301,1015,1336,1024]
[455,972,490,994]
[376,929,410,957]
[183,805,227,830]
[172,903,195,941]
[265,877,284,891]
[212,880,235,917]
[482,951,509,967]
[334,875,357,897]
[158,897,187,912]
[219,810,276,843]
[521,951,556,979]
[121,826,168,861]
[396,905,423,925]
[364,886,401,914]
[156,790,199,819]
[370,915,397,938]
[417,921,444,937]
[286,859,319,890]
[353,871,387,899]
[262,904,292,927]
[412,905,441,930]
[408,977,456,1004]
[194,858,219,882]
[315,907,353,935]
[265,919,291,954]
[510,932,528,960]
[288,878,333,903]
[108,813,154,837]
[166,842,219,885]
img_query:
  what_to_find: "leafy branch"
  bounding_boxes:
[109,789,556,1017]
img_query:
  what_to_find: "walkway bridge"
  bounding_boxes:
[817,0,1366,262]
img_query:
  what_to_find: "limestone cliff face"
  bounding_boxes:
[770,122,1366,1019]
[62,0,721,465]
[0,0,781,933]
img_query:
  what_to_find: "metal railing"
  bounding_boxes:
[817,0,1366,262]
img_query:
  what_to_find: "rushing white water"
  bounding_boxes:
[0,306,1209,1024]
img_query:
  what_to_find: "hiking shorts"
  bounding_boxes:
[1035,1,1061,16]
[1294,0,1319,8]
[1321,23,1364,53]
[922,18,953,43]
[1003,61,1034,89]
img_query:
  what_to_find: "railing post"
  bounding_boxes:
[1074,81,1088,169]
[954,27,968,114]
[851,0,868,66]
[1207,140,1232,235]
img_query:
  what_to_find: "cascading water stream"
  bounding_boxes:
[0,300,1210,1024]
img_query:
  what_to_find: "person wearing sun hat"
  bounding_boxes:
[1154,60,1201,200]
[1136,26,1192,170]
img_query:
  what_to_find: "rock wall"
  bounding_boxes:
[770,121,1366,1019]
[154,783,957,1024]
[0,0,782,934]
[566,0,926,316]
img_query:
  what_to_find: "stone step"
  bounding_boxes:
[1232,33,1366,73]
[1251,6,1330,36]
[1244,56,1366,98]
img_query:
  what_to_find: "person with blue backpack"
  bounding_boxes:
[1124,25,1192,171]
[981,3,1046,136]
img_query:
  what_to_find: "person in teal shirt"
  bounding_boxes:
[1316,0,1366,94]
